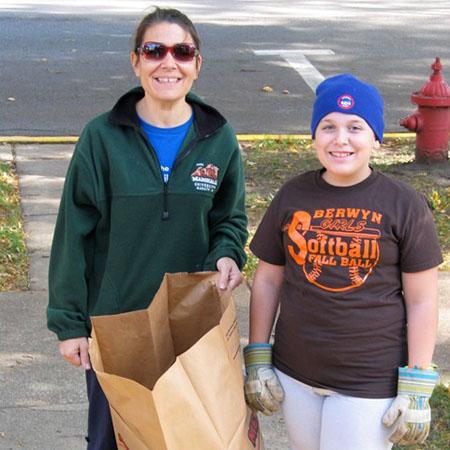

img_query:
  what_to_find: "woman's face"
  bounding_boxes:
[130,22,202,107]
[313,112,380,187]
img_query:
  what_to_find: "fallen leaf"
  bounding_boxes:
[7,97,16,102]
[282,89,290,94]
[262,85,273,93]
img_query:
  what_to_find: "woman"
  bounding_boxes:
[243,74,442,449]
[47,7,247,449]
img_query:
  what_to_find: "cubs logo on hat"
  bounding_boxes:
[337,94,354,110]
[311,74,385,142]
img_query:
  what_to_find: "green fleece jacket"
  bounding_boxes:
[47,87,248,341]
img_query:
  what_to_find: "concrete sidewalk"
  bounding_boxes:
[0,143,448,450]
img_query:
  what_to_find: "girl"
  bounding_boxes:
[244,74,442,449]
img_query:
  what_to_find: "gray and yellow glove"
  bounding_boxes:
[382,366,439,445]
[243,343,284,416]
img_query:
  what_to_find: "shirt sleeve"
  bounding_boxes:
[47,145,101,340]
[249,188,286,266]
[202,131,248,271]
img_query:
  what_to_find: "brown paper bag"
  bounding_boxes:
[89,272,264,450]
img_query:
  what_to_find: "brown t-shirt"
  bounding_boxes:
[250,169,443,398]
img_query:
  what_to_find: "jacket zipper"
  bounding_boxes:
[161,136,202,220]
[140,125,217,221]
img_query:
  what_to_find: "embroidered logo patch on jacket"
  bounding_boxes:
[191,163,219,192]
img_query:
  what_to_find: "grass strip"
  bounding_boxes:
[0,160,28,290]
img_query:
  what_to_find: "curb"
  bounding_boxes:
[0,136,79,144]
[238,133,415,141]
[0,133,417,144]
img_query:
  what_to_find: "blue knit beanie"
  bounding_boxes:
[311,74,384,142]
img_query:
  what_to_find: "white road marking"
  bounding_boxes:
[253,49,335,92]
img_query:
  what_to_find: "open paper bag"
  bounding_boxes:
[89,272,264,450]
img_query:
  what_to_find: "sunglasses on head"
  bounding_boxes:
[137,42,199,63]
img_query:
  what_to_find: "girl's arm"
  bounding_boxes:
[402,266,439,367]
[382,267,439,444]
[249,260,285,343]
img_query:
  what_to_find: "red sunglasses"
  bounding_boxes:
[137,42,199,63]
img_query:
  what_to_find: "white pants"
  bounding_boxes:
[275,368,395,450]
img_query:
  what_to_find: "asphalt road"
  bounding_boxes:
[1,0,450,135]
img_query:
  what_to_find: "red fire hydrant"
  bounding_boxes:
[401,57,450,163]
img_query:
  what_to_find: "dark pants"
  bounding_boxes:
[85,369,117,450]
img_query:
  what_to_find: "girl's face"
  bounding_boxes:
[130,22,202,108]
[313,112,380,187]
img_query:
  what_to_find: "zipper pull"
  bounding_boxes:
[162,183,169,220]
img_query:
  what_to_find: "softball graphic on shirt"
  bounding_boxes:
[285,209,381,292]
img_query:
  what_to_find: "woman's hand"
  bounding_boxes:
[59,337,91,370]
[216,257,242,290]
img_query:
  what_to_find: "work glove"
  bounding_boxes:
[382,366,439,445]
[243,343,284,416]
